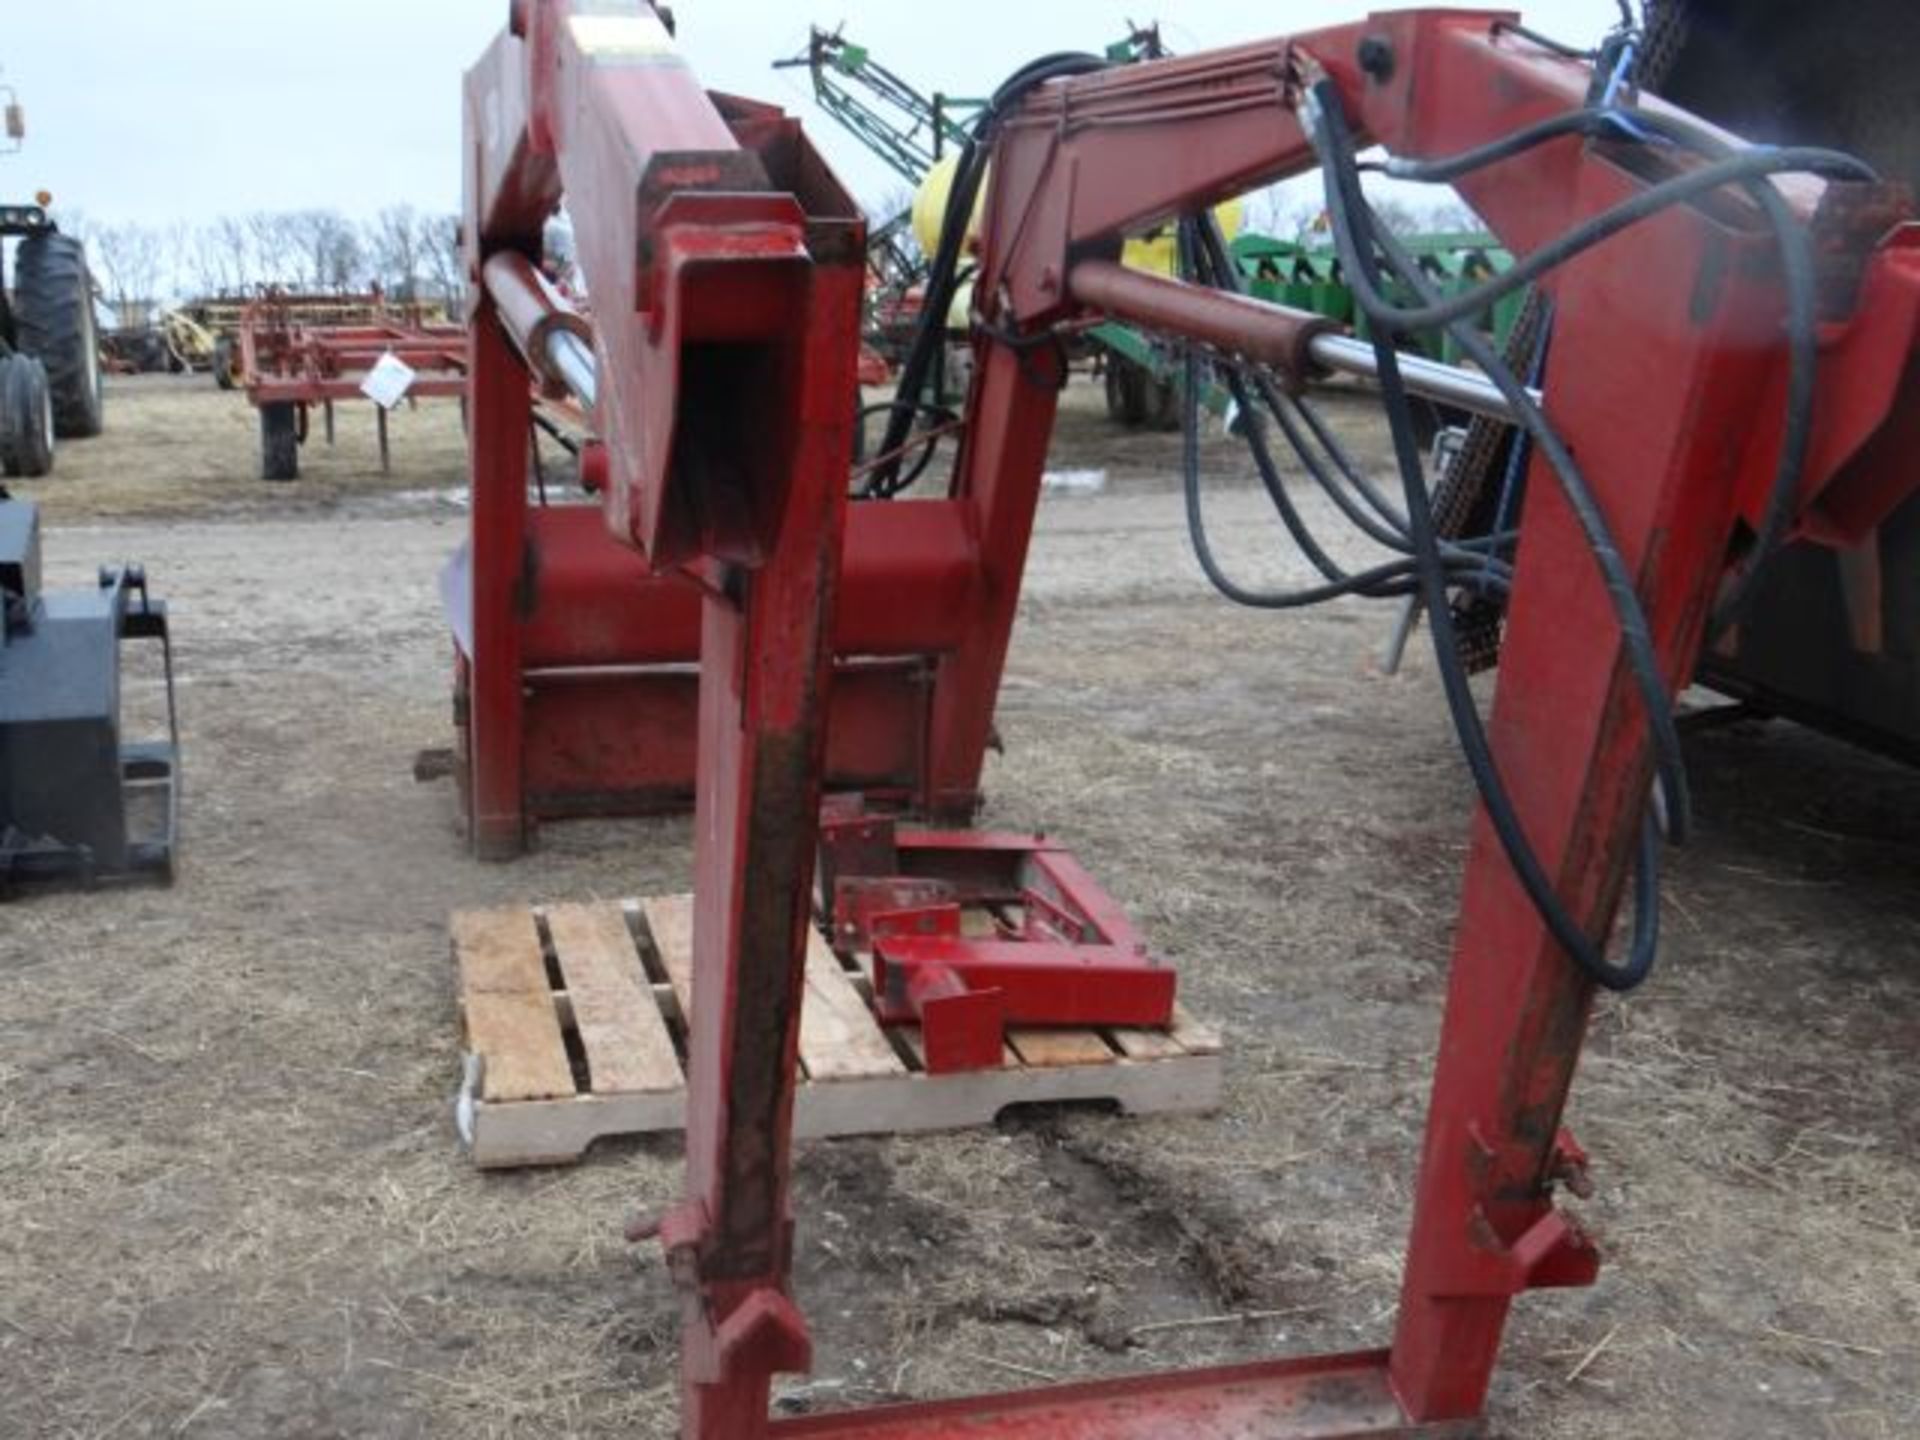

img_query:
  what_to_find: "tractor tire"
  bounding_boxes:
[1144,373,1183,431]
[1103,357,1147,426]
[0,354,56,479]
[13,233,105,439]
[213,336,237,390]
[259,402,299,481]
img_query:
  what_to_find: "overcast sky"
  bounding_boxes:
[5,1,1627,228]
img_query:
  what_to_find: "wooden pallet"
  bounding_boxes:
[451,895,1222,1168]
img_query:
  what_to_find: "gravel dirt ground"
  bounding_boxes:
[2,374,1916,1439]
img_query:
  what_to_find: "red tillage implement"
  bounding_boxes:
[236,289,466,480]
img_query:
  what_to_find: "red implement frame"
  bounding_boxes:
[818,812,1176,1073]
[464,4,1920,1437]
[238,289,468,476]
[237,293,467,407]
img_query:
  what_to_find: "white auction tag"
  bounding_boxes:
[360,351,416,410]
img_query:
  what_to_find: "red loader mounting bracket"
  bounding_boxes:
[818,808,1177,1073]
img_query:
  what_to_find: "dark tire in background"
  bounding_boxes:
[213,336,237,390]
[13,233,104,439]
[0,354,56,479]
[1103,358,1146,426]
[1143,373,1182,431]
[259,402,299,481]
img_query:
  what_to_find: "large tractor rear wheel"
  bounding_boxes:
[0,354,56,478]
[13,233,105,439]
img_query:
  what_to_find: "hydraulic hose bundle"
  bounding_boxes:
[1205,52,1868,990]
[862,51,1111,499]
[896,23,1873,991]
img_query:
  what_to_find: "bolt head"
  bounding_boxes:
[1357,34,1395,82]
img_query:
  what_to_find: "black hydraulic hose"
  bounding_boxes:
[1373,104,1658,184]
[1311,110,1870,334]
[1248,368,1515,591]
[1174,220,1511,611]
[1258,378,1418,552]
[1309,80,1693,850]
[1181,215,1412,553]
[866,141,986,496]
[1332,84,1851,782]
[856,399,954,492]
[1380,102,1875,191]
[1270,377,1417,537]
[1186,212,1523,581]
[1489,19,1597,61]
[1184,215,1512,581]
[1179,359,1504,610]
[1373,100,1832,631]
[1319,99,1660,990]
[866,52,1110,498]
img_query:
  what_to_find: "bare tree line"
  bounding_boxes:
[1240,186,1483,243]
[65,206,463,313]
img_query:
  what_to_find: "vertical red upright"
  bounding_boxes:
[464,301,532,859]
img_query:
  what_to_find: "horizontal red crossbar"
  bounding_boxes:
[766,1349,1469,1438]
[513,500,982,669]
[249,379,467,404]
[870,935,1175,1026]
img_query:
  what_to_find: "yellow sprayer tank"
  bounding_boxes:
[911,153,1245,287]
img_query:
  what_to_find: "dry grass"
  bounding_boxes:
[1,377,1916,1436]
[8,373,468,525]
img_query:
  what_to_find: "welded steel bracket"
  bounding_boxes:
[820,808,1177,1072]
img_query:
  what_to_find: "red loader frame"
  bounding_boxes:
[463,3,1920,1436]
[453,25,1045,857]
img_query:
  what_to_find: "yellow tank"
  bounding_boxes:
[910,153,980,258]
[910,154,1244,279]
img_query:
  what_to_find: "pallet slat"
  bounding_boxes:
[801,931,907,1081]
[452,908,574,1102]
[1171,1003,1222,1056]
[464,992,576,1102]
[453,907,549,994]
[641,894,696,1020]
[1009,1028,1116,1068]
[545,902,680,1096]
[1109,1026,1186,1060]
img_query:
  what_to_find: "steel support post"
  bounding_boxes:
[669,248,863,1440]
[1386,177,1790,1419]
[919,339,1065,819]
[465,301,533,859]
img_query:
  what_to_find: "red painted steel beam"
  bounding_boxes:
[249,381,466,405]
[464,297,533,859]
[467,8,867,1438]
[870,935,1176,1023]
[766,1350,1472,1439]
[512,501,979,671]
[981,22,1370,324]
